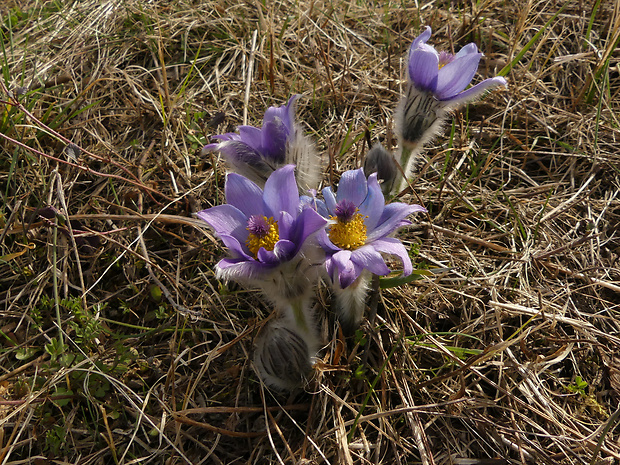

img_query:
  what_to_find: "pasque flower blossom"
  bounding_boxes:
[198,165,328,389]
[395,26,507,193]
[307,168,425,332]
[203,95,321,191]
[406,26,507,106]
[196,164,328,302]
[317,168,426,289]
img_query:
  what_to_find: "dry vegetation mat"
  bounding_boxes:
[0,0,619,463]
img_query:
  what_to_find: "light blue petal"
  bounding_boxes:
[358,173,384,231]
[350,245,390,276]
[436,51,482,99]
[367,203,426,242]
[371,237,413,276]
[455,42,479,59]
[441,77,508,107]
[336,168,367,207]
[322,187,337,215]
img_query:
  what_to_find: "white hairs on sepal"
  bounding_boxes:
[286,128,323,193]
[331,271,371,335]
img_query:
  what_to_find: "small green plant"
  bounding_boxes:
[44,337,67,363]
[353,329,367,347]
[65,298,105,350]
[155,305,169,319]
[566,376,589,397]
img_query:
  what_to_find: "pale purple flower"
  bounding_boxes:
[316,168,426,289]
[196,165,328,288]
[394,27,507,192]
[407,26,507,106]
[203,95,321,191]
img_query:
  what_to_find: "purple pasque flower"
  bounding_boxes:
[407,26,507,106]
[196,164,328,287]
[395,26,507,189]
[203,95,312,188]
[317,168,426,288]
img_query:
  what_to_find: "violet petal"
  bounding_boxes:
[261,117,288,163]
[436,51,482,100]
[196,204,248,241]
[335,168,367,207]
[408,45,439,92]
[225,172,265,218]
[219,233,252,259]
[411,26,432,51]
[288,207,328,247]
[272,239,296,260]
[263,164,299,217]
[237,126,263,151]
[371,237,413,276]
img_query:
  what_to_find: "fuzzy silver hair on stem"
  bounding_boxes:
[332,271,371,335]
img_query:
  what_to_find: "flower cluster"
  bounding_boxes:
[197,26,506,390]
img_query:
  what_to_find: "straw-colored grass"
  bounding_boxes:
[0,0,619,463]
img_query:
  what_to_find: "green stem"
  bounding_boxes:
[289,298,308,333]
[394,144,416,195]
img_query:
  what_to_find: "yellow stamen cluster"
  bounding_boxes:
[328,212,367,250]
[246,217,279,257]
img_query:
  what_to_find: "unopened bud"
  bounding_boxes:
[253,317,315,391]
[363,144,398,195]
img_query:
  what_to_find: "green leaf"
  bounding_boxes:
[498,4,569,77]
[379,269,433,289]
[15,347,38,360]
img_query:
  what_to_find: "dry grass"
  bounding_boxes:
[0,0,619,463]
